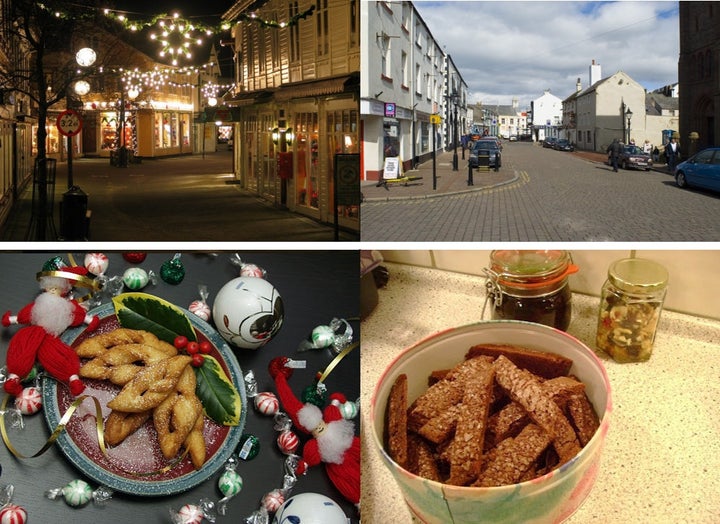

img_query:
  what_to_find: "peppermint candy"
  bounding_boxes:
[254,392,279,416]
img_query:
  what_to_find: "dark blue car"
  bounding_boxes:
[675,147,720,193]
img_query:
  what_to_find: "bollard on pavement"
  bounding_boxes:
[60,185,89,241]
[467,162,474,186]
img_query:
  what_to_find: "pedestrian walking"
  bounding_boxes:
[643,139,652,155]
[665,136,681,172]
[607,138,622,172]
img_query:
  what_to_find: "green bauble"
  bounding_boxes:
[301,383,328,408]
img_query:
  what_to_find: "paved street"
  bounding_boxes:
[361,141,720,241]
[1,150,358,242]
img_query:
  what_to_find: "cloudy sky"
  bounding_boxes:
[413,0,680,109]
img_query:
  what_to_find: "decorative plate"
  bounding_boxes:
[42,302,247,496]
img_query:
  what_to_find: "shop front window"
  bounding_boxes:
[100,112,117,150]
[327,108,359,222]
[181,114,190,146]
[295,112,319,209]
[171,113,178,147]
[32,123,60,155]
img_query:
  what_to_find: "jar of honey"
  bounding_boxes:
[484,250,578,331]
[596,258,668,362]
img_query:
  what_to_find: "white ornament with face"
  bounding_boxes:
[271,493,347,524]
[212,277,284,349]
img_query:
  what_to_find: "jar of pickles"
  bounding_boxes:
[484,250,578,331]
[596,258,668,363]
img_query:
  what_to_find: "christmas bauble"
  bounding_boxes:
[271,493,347,524]
[212,277,283,349]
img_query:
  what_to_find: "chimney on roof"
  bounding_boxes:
[576,78,582,92]
[512,97,518,109]
[589,60,601,86]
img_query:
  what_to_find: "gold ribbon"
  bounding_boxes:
[316,340,359,385]
[1,394,106,459]
[0,392,187,477]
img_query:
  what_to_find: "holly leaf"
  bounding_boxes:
[194,355,241,426]
[112,293,197,344]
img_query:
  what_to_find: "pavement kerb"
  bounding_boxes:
[361,170,520,202]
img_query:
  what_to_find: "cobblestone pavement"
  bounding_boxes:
[361,141,720,242]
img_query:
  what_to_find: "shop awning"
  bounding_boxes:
[273,74,359,102]
[223,90,275,107]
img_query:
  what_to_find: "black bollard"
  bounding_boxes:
[467,162,474,186]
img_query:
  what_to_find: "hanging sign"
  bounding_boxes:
[56,109,83,137]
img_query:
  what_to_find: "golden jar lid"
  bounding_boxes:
[608,258,669,295]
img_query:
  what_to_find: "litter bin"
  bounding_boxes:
[60,185,89,241]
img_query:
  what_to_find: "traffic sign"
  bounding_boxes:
[56,109,83,137]
[430,114,442,125]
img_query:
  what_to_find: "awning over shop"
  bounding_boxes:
[273,74,359,102]
[223,90,275,107]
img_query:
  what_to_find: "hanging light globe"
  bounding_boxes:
[74,80,91,95]
[75,47,96,67]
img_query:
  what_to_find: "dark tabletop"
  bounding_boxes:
[0,252,360,523]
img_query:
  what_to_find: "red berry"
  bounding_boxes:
[186,341,200,355]
[199,341,212,354]
[174,336,188,349]
[191,354,205,367]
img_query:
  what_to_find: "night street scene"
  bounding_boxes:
[0,0,360,241]
[361,1,720,242]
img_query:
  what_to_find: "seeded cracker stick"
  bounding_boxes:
[493,355,581,464]
[446,360,495,486]
[385,373,408,467]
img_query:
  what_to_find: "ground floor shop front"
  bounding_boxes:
[35,106,195,162]
[228,88,359,235]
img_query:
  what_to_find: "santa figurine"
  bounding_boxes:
[2,266,99,396]
[268,356,360,508]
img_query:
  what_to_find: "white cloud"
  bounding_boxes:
[413,0,679,108]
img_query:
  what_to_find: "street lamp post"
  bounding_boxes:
[625,107,632,144]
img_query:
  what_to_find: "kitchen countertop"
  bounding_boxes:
[360,263,720,523]
[0,252,360,523]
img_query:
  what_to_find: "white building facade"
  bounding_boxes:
[530,90,563,142]
[361,1,468,180]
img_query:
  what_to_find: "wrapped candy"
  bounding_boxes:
[122,268,156,291]
[83,253,109,276]
[189,285,211,321]
[0,485,26,524]
[160,253,185,285]
[122,252,147,264]
[277,430,299,455]
[14,386,42,415]
[45,479,113,508]
[236,433,260,461]
[169,498,216,524]
[229,253,266,278]
[254,392,279,416]
[217,456,243,515]
[297,318,353,354]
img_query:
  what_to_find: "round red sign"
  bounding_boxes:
[56,109,83,137]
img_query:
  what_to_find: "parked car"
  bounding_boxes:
[675,147,720,192]
[607,144,653,170]
[469,139,502,170]
[542,137,557,148]
[553,139,575,152]
[508,135,518,142]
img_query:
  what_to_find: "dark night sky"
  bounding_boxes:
[108,1,238,75]
[112,1,236,19]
